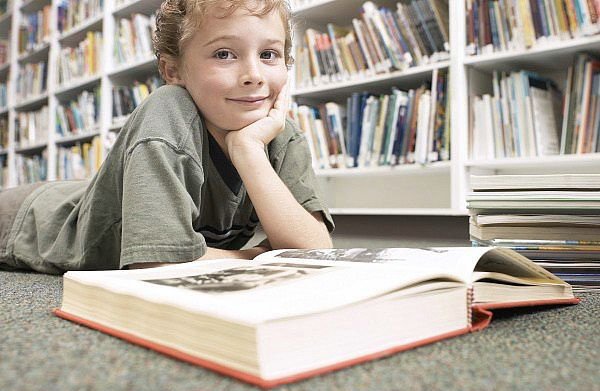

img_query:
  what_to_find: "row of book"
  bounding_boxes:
[0,81,7,108]
[57,0,103,34]
[467,173,600,293]
[58,31,103,85]
[112,75,163,119]
[0,40,8,65]
[16,152,47,185]
[0,156,7,190]
[16,61,47,102]
[293,70,449,169]
[0,116,7,149]
[57,136,102,180]
[56,89,100,137]
[471,70,562,159]
[114,13,156,66]
[18,6,51,54]
[15,105,49,148]
[295,0,449,88]
[466,0,600,55]
[562,52,600,154]
[470,53,600,160]
[0,0,10,15]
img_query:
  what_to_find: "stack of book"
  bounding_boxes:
[467,173,600,292]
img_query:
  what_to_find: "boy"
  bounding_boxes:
[0,0,333,274]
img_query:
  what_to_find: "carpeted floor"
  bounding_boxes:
[1,270,599,391]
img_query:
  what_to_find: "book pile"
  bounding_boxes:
[467,173,600,292]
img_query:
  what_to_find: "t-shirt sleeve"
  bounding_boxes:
[120,139,207,268]
[271,124,335,233]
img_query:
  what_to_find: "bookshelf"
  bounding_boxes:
[0,0,161,189]
[292,0,600,216]
[0,0,598,218]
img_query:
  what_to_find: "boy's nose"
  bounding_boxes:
[239,60,264,86]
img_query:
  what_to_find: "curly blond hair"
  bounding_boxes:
[153,0,294,78]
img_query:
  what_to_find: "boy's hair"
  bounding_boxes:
[153,0,294,78]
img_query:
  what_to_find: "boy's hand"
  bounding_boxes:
[226,82,289,158]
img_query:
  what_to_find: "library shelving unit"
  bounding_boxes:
[0,0,162,188]
[292,0,600,217]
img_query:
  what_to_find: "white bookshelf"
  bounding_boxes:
[292,0,600,216]
[0,0,161,187]
[1,0,599,212]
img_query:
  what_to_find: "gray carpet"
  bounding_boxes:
[1,270,599,391]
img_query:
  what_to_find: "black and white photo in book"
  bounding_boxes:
[144,263,332,293]
[275,248,450,263]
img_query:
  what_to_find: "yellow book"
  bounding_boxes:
[517,0,536,48]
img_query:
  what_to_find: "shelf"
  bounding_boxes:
[465,154,600,171]
[55,74,102,100]
[293,0,398,26]
[316,161,451,178]
[15,141,47,153]
[20,0,50,13]
[293,61,449,100]
[0,106,8,115]
[113,0,163,18]
[15,92,48,111]
[56,129,101,145]
[464,35,600,72]
[108,55,157,79]
[58,14,103,47]
[0,148,8,155]
[328,207,466,216]
[17,42,50,64]
[0,11,12,35]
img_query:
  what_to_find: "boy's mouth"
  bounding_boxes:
[227,96,268,106]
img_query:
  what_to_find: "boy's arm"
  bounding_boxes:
[127,245,271,269]
[226,86,333,250]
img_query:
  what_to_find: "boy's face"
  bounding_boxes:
[178,6,288,138]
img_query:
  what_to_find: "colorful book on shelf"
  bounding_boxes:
[54,247,578,388]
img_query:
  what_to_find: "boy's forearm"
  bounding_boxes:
[231,145,332,250]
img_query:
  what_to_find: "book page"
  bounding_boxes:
[256,247,491,282]
[64,257,464,325]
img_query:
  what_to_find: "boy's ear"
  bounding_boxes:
[159,57,185,86]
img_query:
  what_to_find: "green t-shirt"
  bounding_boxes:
[6,85,334,274]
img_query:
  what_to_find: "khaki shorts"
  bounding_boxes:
[0,182,46,270]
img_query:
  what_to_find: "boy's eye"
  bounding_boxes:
[260,50,280,60]
[214,50,235,60]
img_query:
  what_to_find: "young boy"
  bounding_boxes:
[0,0,333,274]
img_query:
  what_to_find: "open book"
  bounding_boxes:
[54,247,578,388]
